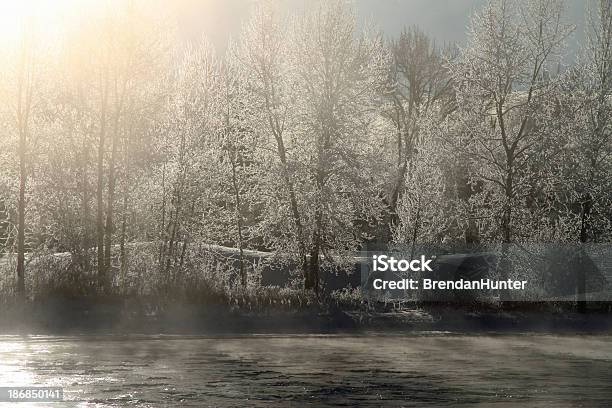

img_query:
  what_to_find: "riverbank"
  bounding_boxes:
[2,298,612,335]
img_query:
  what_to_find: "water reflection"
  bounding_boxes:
[0,334,611,407]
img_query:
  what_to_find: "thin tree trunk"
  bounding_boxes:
[158,161,167,266]
[262,82,308,284]
[163,129,189,279]
[278,144,308,287]
[16,123,27,298]
[307,210,322,294]
[119,172,128,291]
[96,73,109,291]
[576,194,592,313]
[119,124,131,289]
[104,78,127,279]
[306,161,326,294]
[498,175,513,302]
[230,150,246,288]
[410,198,421,260]
[16,37,33,299]
[389,159,409,214]
[120,192,128,290]
[104,130,118,275]
[165,184,183,277]
[81,133,91,272]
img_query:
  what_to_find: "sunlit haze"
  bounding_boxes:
[0,0,102,46]
[0,0,586,52]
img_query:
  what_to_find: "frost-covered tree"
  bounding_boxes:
[291,0,388,291]
[448,0,574,244]
[543,0,611,308]
[552,0,612,243]
[383,27,455,234]
[237,6,310,283]
[393,103,472,253]
[210,48,261,288]
[0,15,49,298]
[157,40,219,285]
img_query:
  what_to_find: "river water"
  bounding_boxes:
[0,333,611,407]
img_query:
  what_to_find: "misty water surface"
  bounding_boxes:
[0,333,611,407]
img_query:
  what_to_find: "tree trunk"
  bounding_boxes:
[15,40,32,300]
[576,195,592,313]
[120,124,131,290]
[104,123,118,276]
[120,182,128,290]
[273,133,308,287]
[96,77,109,291]
[384,157,409,244]
[230,151,246,288]
[498,173,513,302]
[16,124,27,299]
[262,80,308,284]
[409,199,421,260]
[158,161,167,266]
[306,168,325,294]
[306,216,321,294]
[81,133,91,273]
[104,80,126,282]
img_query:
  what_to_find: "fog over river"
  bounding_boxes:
[0,334,611,407]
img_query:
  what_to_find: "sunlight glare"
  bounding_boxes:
[0,0,102,47]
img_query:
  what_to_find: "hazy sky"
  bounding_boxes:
[176,0,587,58]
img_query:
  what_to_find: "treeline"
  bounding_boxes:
[0,0,610,298]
